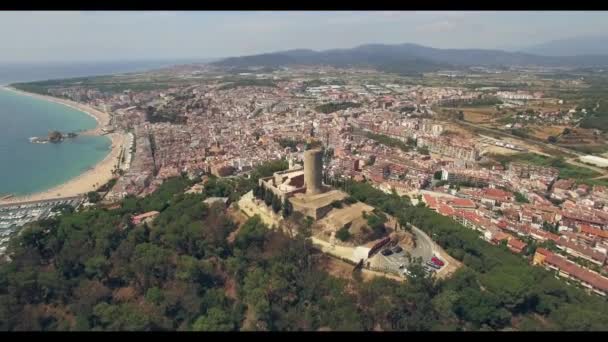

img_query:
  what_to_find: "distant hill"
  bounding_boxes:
[212,42,608,74]
[520,35,608,57]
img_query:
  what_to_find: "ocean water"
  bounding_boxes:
[0,88,111,196]
[0,59,214,85]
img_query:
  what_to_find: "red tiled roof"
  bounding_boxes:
[508,238,527,250]
[562,211,605,226]
[437,204,455,217]
[536,247,552,256]
[544,252,608,293]
[493,231,511,242]
[556,237,607,263]
[483,188,513,199]
[423,194,438,209]
[530,228,560,242]
[457,210,485,225]
[581,225,608,239]
[449,198,476,208]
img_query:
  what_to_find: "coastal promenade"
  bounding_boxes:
[0,87,127,205]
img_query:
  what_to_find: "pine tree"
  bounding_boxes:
[264,190,273,206]
[282,198,292,218]
[272,195,282,213]
[253,184,262,199]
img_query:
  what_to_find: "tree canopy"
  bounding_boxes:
[2,168,608,331]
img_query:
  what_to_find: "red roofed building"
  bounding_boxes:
[437,204,455,217]
[556,236,607,266]
[447,198,476,209]
[423,194,438,209]
[580,225,608,240]
[497,220,509,230]
[490,231,512,244]
[508,238,528,254]
[480,188,513,207]
[529,228,560,243]
[533,248,608,296]
[454,210,491,232]
[561,210,606,229]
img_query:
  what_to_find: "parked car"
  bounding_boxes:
[423,266,436,273]
[381,249,393,256]
[427,261,441,269]
[431,256,445,267]
[392,246,403,253]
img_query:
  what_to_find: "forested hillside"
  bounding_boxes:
[2,168,608,331]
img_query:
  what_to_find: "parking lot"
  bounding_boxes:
[368,224,446,278]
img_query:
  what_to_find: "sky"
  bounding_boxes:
[1,11,608,63]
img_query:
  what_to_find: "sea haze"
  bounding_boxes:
[0,58,212,85]
[0,88,110,196]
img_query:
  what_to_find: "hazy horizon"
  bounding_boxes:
[1,11,608,63]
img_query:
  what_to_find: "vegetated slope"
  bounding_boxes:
[3,165,608,331]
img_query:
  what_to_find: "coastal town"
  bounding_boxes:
[7,8,608,332]
[3,63,608,297]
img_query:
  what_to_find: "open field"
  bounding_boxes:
[529,125,568,141]
[453,118,578,158]
[488,152,608,186]
[461,106,497,124]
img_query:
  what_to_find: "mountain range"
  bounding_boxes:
[520,35,608,57]
[212,41,608,74]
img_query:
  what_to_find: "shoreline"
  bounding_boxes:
[0,87,125,205]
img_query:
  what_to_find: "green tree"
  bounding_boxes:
[433,171,443,180]
[145,287,165,306]
[514,192,529,203]
[87,191,101,203]
[264,190,273,206]
[131,243,172,290]
[281,198,292,218]
[336,226,351,242]
[84,255,109,280]
[271,194,282,213]
[192,308,235,331]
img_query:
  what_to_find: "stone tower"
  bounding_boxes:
[304,149,324,195]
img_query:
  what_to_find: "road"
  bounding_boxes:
[368,223,440,277]
[311,236,359,262]
[310,219,440,278]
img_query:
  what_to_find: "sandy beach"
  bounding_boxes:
[0,88,126,205]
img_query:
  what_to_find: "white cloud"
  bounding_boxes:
[415,20,456,33]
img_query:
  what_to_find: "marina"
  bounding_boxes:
[0,196,84,255]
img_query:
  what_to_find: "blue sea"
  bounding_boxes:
[0,88,111,196]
